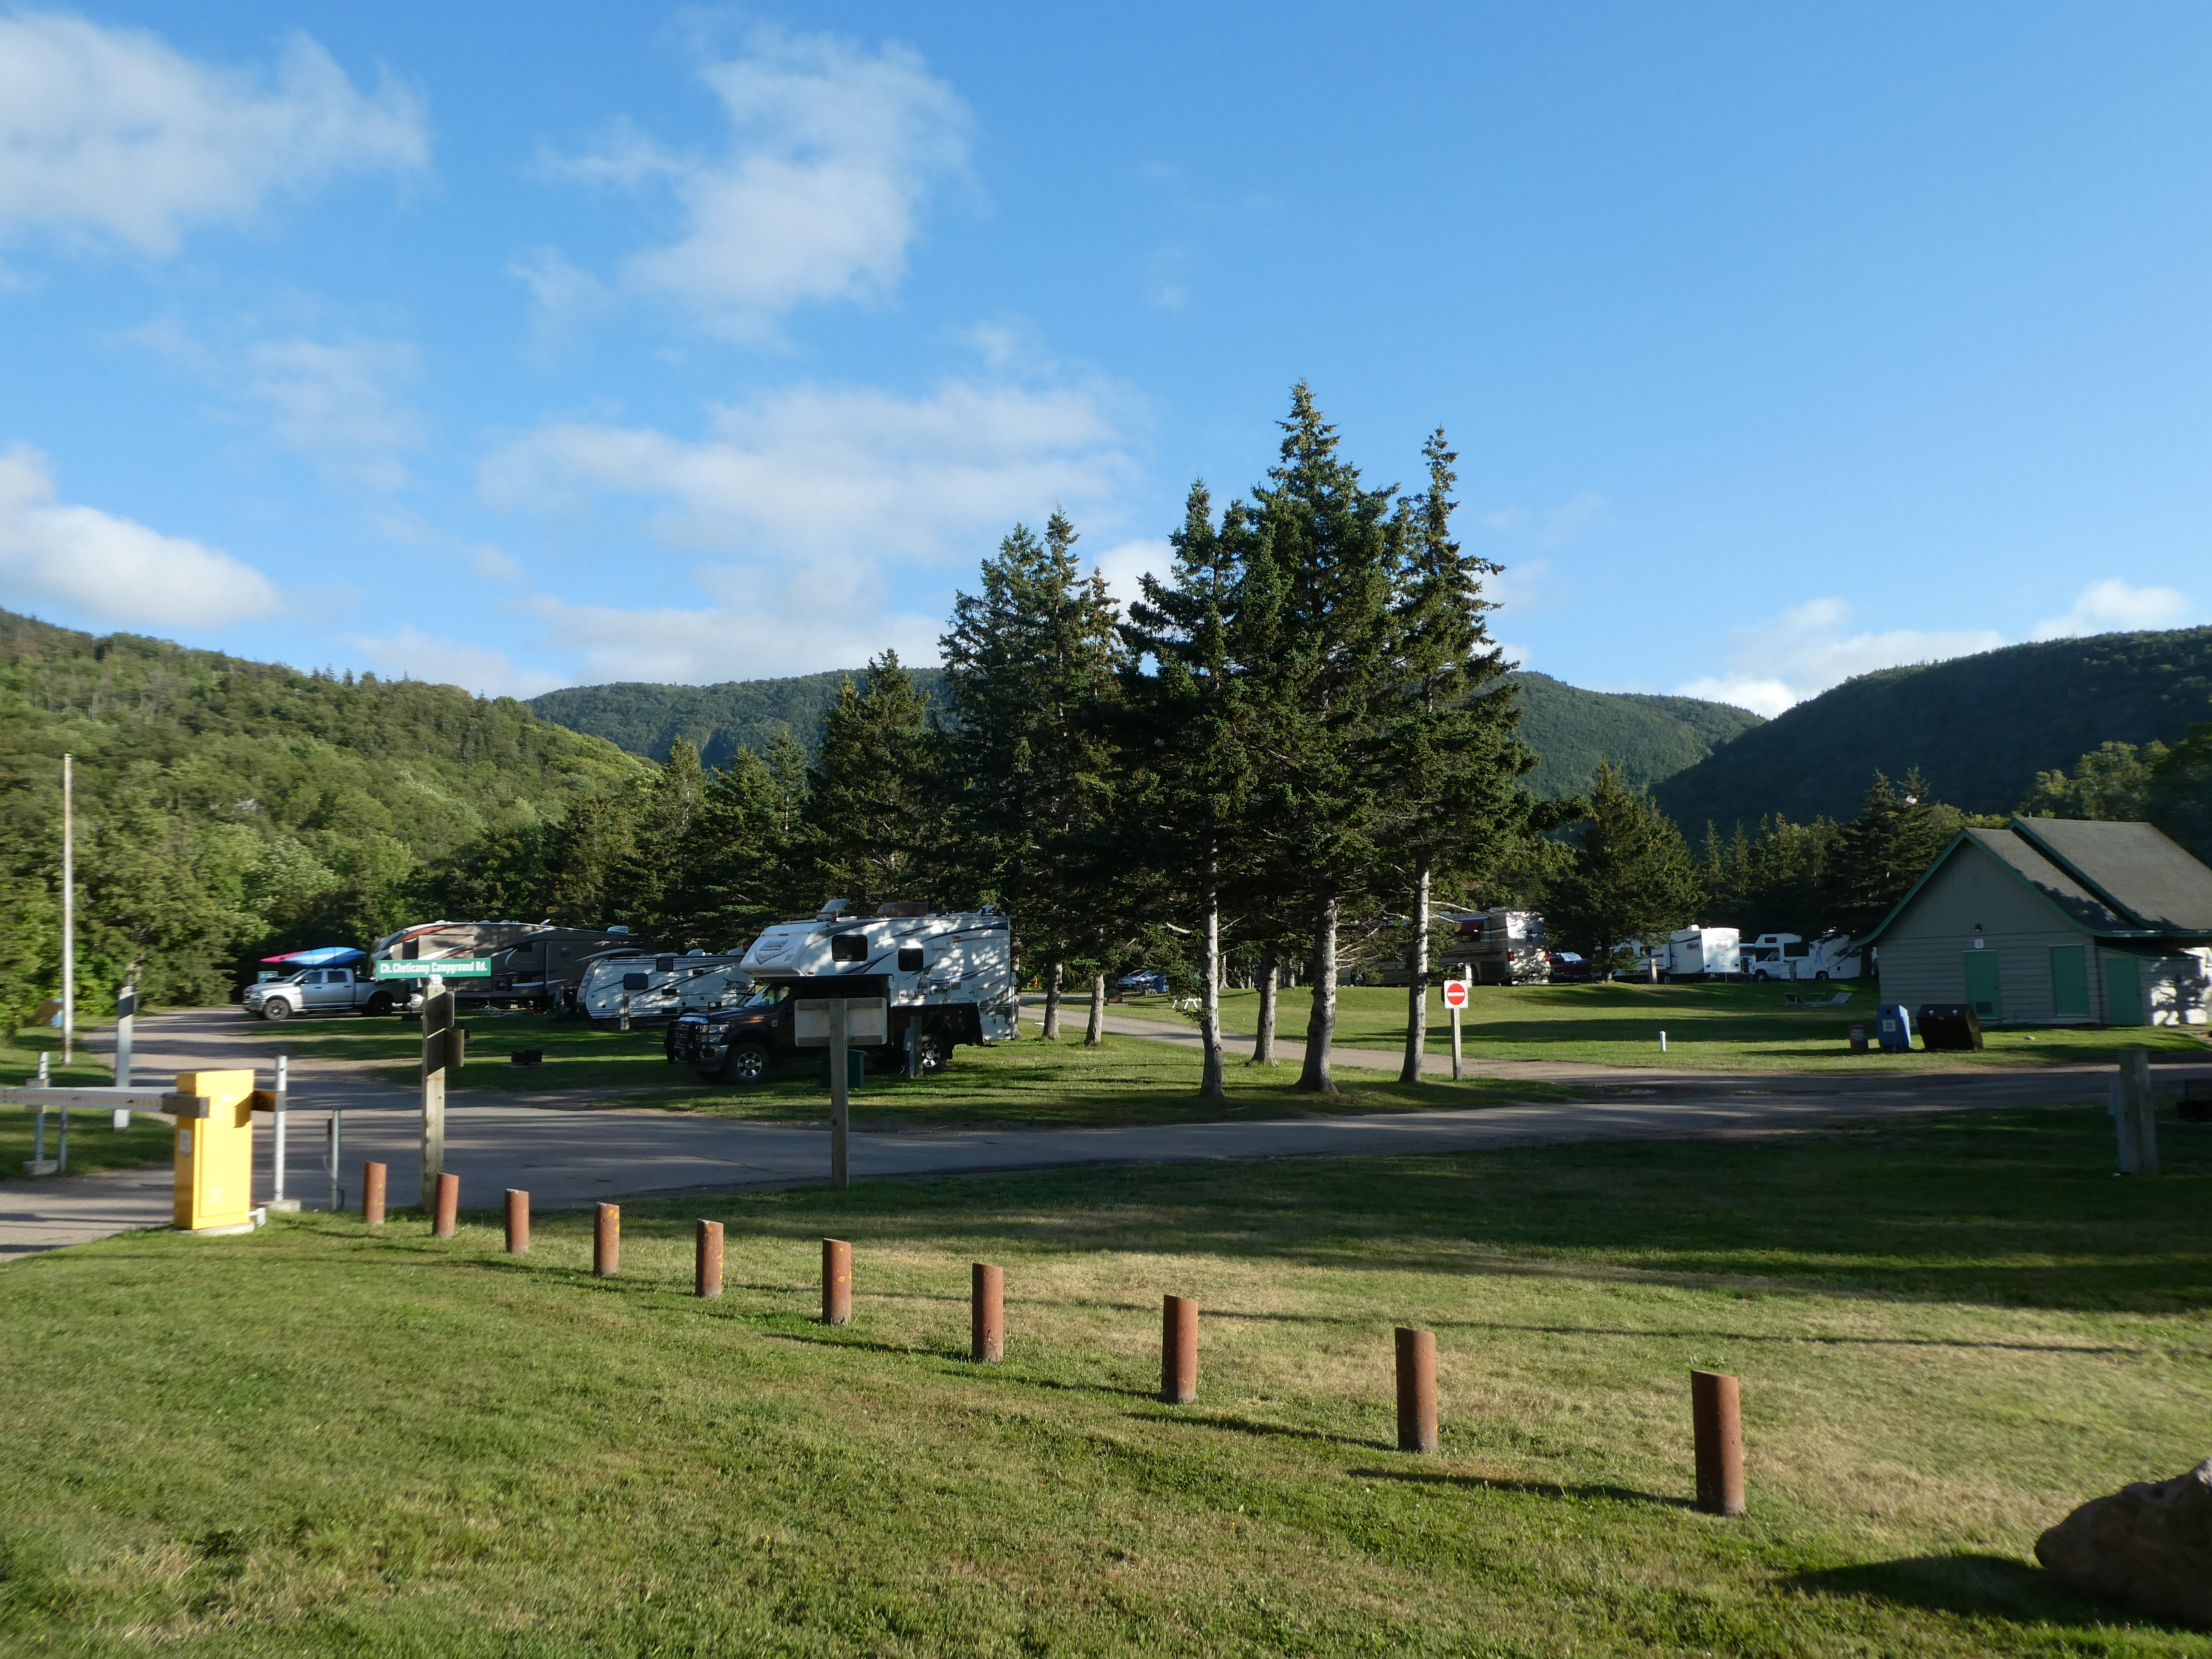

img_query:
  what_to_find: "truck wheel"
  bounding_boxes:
[912,1028,949,1074]
[1813,971,1829,981]
[364,992,394,1016]
[262,999,292,1021]
[719,1041,772,1087]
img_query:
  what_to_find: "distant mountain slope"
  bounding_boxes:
[530,669,947,768]
[529,664,1760,799]
[1653,626,2212,831]
[1508,672,1763,798]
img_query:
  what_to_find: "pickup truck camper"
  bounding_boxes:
[369,920,661,1012]
[669,899,1017,1085]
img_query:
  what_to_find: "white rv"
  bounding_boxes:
[1653,927,1741,981]
[578,951,752,1025]
[1744,931,1861,981]
[668,901,1018,1084]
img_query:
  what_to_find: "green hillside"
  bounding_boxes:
[1508,671,1763,797]
[530,665,1759,799]
[0,609,645,1013]
[1653,626,2212,831]
[530,668,947,768]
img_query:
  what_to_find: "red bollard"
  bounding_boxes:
[1395,1327,1438,1453]
[504,1188,530,1254]
[1161,1295,1197,1403]
[822,1238,852,1324]
[431,1172,459,1239]
[594,1204,620,1277]
[972,1263,1004,1362]
[361,1161,387,1227]
[696,1220,723,1298]
[1691,1369,1746,1516]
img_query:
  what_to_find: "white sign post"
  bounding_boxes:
[1441,978,1470,1081]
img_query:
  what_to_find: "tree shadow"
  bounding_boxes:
[1783,1553,2197,1631]
[1348,1467,1689,1509]
[1129,1409,1394,1453]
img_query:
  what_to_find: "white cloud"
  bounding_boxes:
[523,591,945,685]
[242,338,424,489]
[1089,537,1173,610]
[481,378,1133,564]
[347,626,564,700]
[539,26,971,341]
[1675,597,2005,716]
[2030,578,2197,641]
[0,443,279,627]
[0,13,426,258]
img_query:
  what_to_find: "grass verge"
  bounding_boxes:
[242,1016,1581,1127]
[1141,981,2212,1073]
[0,1025,174,1177]
[4,1104,2209,1654]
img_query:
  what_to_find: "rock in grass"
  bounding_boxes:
[2034,1457,2212,1626]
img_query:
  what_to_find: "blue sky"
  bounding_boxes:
[2,2,2207,714]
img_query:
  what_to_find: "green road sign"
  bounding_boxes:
[374,958,493,979]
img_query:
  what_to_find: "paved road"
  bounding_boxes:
[5,1006,2203,1264]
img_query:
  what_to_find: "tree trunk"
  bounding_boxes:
[1251,953,1278,1066]
[1085,972,1106,1046]
[1400,859,1432,1084]
[1042,958,1063,1039]
[1298,894,1340,1094]
[1198,850,1227,1103]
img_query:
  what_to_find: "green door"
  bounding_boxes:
[1963,949,2001,1020]
[2049,945,2090,1019]
[2104,955,2145,1026]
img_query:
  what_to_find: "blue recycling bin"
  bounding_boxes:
[1875,1003,1913,1052]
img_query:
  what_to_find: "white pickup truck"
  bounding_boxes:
[243,966,396,1021]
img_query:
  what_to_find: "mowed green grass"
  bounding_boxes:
[243,1016,1579,1126]
[0,1026,175,1177]
[1165,981,2212,1073]
[5,1106,2210,1656]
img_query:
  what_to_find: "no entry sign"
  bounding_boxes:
[1441,980,1469,1010]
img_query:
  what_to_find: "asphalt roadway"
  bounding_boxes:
[4,1004,2203,1263]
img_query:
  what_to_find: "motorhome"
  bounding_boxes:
[1653,927,1741,981]
[578,952,751,1025]
[1438,908,1550,985]
[369,920,661,1011]
[1743,931,1860,981]
[668,900,1017,1084]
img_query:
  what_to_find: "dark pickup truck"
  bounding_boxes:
[668,975,958,1085]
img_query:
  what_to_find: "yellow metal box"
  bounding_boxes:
[170,1069,256,1232]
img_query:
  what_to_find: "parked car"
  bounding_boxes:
[1116,969,1168,995]
[1545,951,1592,983]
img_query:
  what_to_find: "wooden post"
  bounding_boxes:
[420,977,450,1189]
[822,1237,852,1324]
[594,1203,620,1276]
[1691,1370,1746,1516]
[1161,1295,1197,1403]
[505,1188,530,1253]
[431,1171,459,1238]
[829,996,850,1190]
[696,1220,723,1298]
[1395,1327,1438,1452]
[362,1159,386,1226]
[2121,1045,2159,1176]
[972,1263,1004,1362]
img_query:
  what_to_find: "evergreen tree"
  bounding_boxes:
[1546,764,1701,975]
[1827,769,1961,937]
[1368,430,1541,1083]
[801,652,947,911]
[1697,813,1839,937]
[941,511,1124,1034]
[1116,482,1281,1103]
[667,745,810,948]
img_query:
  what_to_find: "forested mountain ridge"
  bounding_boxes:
[531,665,1761,802]
[1653,626,2212,832]
[0,608,647,1013]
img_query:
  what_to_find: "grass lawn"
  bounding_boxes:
[0,1025,175,1178]
[239,1016,1581,1128]
[4,1104,2209,1655]
[1150,981,2212,1074]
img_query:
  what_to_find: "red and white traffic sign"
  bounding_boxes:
[1441,980,1469,1010]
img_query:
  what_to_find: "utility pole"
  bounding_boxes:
[60,753,74,1066]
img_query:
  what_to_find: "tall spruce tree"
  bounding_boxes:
[1117,482,1281,1103]
[1545,763,1701,975]
[801,652,947,912]
[1237,384,1400,1095]
[941,511,1123,1036]
[1369,431,1541,1083]
[1827,770,1960,937]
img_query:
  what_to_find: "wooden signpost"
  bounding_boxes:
[795,995,888,1190]
[373,960,489,1190]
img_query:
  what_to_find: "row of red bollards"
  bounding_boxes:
[358,1162,1747,1516]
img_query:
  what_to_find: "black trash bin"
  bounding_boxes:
[1916,1004,1984,1051]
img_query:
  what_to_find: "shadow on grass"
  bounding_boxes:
[1143,1409,1395,1453]
[1783,1553,2185,1631]
[1348,1467,1689,1509]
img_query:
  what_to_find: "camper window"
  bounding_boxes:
[897,947,925,972]
[831,932,868,962]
